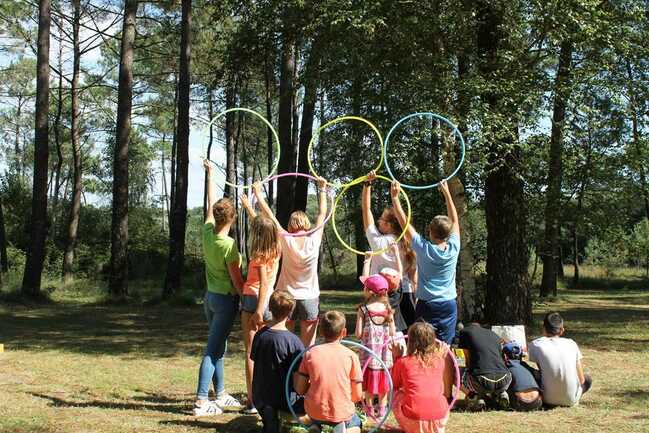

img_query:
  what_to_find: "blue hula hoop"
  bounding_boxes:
[284,339,394,433]
[384,112,466,190]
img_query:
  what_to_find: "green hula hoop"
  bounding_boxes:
[332,174,412,256]
[307,115,384,180]
[203,107,281,190]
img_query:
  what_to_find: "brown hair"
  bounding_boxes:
[212,198,236,229]
[249,215,281,263]
[269,290,295,320]
[407,321,445,366]
[428,215,453,241]
[287,211,311,233]
[380,207,401,235]
[358,292,394,323]
[320,310,346,341]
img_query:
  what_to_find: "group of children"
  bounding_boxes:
[196,160,591,433]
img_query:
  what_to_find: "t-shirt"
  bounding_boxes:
[391,355,449,420]
[202,223,241,295]
[365,224,406,275]
[506,360,540,393]
[298,342,362,423]
[242,257,280,297]
[458,324,508,376]
[528,336,583,406]
[411,232,460,302]
[251,326,305,410]
[276,230,322,300]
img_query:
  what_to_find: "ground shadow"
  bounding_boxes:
[32,392,190,415]
[160,414,260,432]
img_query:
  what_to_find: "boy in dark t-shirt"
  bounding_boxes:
[251,290,305,433]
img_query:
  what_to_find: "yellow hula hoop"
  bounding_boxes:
[203,107,281,190]
[307,115,384,180]
[332,174,412,256]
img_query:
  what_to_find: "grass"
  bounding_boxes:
[1,267,648,433]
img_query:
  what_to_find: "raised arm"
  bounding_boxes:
[240,194,257,219]
[314,177,328,227]
[390,181,416,240]
[361,170,377,231]
[362,252,372,277]
[204,159,217,225]
[391,243,403,276]
[439,180,460,236]
[252,181,284,232]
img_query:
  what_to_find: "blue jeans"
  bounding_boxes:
[415,298,457,344]
[196,292,238,399]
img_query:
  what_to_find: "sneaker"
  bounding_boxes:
[467,395,486,411]
[331,422,347,433]
[214,393,241,408]
[243,404,258,415]
[193,400,223,417]
[497,391,510,409]
[308,424,322,433]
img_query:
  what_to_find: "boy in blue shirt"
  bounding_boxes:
[391,179,460,343]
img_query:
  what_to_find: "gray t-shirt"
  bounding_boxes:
[528,336,583,406]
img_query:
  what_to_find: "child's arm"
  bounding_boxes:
[355,308,364,339]
[361,170,377,231]
[252,181,284,232]
[314,177,328,228]
[227,261,244,294]
[250,262,270,329]
[350,356,363,403]
[390,181,416,240]
[391,243,403,276]
[240,194,257,219]
[293,372,310,395]
[362,252,372,277]
[388,318,396,337]
[203,159,217,225]
[443,349,454,399]
[439,180,460,236]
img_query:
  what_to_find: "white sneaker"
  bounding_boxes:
[243,404,258,415]
[193,400,223,417]
[214,393,241,408]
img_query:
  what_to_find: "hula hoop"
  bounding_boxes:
[203,108,281,190]
[284,339,394,433]
[332,174,412,256]
[251,172,335,237]
[384,112,466,190]
[307,116,384,181]
[359,334,461,424]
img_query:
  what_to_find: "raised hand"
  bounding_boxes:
[390,180,400,199]
[252,181,263,197]
[317,176,327,190]
[366,170,377,183]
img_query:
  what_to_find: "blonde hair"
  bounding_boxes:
[212,198,236,230]
[358,292,393,323]
[428,215,453,240]
[249,215,280,263]
[382,207,416,272]
[407,321,445,366]
[287,211,311,233]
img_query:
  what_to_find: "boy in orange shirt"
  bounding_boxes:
[294,311,363,433]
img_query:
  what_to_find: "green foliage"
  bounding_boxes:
[585,229,629,277]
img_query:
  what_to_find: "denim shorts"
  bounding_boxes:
[290,298,319,322]
[241,294,273,322]
[312,413,362,430]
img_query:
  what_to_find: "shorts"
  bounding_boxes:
[290,298,319,322]
[241,294,273,322]
[311,413,362,431]
[462,371,512,397]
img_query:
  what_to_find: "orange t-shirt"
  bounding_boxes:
[242,256,280,297]
[298,342,362,423]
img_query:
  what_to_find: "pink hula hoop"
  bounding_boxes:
[360,333,461,426]
[252,172,334,237]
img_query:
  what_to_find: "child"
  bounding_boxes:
[294,311,363,433]
[252,178,328,347]
[194,160,245,416]
[502,342,543,411]
[391,322,455,433]
[251,290,306,433]
[390,179,461,344]
[354,274,395,418]
[528,312,592,407]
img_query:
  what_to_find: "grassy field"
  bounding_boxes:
[1,268,648,433]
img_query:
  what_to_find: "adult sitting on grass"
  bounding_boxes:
[528,312,593,407]
[502,342,543,411]
[193,160,245,416]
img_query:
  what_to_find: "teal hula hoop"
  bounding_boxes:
[284,339,394,433]
[384,112,466,190]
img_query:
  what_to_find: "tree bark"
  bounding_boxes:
[203,87,213,219]
[21,0,51,297]
[62,0,83,283]
[276,31,297,228]
[477,0,531,324]
[52,21,64,230]
[540,40,573,297]
[0,197,8,274]
[109,0,137,300]
[163,0,191,298]
[169,73,178,229]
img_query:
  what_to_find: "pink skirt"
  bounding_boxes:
[363,368,390,395]
[393,390,449,433]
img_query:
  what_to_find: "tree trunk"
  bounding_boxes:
[276,32,297,228]
[203,87,213,219]
[163,0,191,298]
[477,0,531,324]
[109,0,137,300]
[62,0,83,283]
[169,73,178,229]
[161,141,168,233]
[0,197,8,275]
[52,22,64,231]
[572,118,593,288]
[540,40,573,297]
[265,59,275,207]
[224,80,236,198]
[572,223,579,287]
[21,0,51,297]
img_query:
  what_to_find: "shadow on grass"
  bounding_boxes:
[32,392,190,415]
[572,275,649,292]
[614,389,649,401]
[160,414,260,432]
